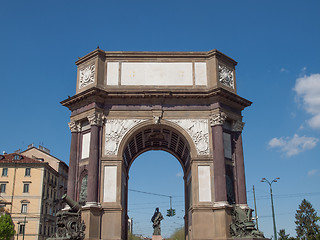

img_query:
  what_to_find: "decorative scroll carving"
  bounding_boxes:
[210,112,227,126]
[219,64,234,89]
[68,121,81,133]
[87,112,104,126]
[230,206,264,238]
[79,64,95,89]
[105,119,146,155]
[169,119,209,155]
[232,120,245,132]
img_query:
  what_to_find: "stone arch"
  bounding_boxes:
[118,120,198,172]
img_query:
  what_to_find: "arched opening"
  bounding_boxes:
[128,150,185,238]
[121,124,194,240]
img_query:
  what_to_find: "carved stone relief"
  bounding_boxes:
[219,64,234,89]
[210,112,227,126]
[105,119,146,155]
[79,64,95,89]
[168,119,210,155]
[87,112,104,126]
[68,121,81,133]
[232,120,245,132]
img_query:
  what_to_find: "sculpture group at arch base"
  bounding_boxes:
[53,48,270,240]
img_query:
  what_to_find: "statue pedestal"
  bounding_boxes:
[152,235,162,240]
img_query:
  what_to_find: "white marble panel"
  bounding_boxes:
[121,62,193,85]
[105,119,146,155]
[107,62,119,85]
[198,165,211,202]
[81,132,91,159]
[103,166,117,202]
[195,62,207,85]
[223,132,232,159]
[168,119,210,155]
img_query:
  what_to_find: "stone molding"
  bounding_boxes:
[210,112,227,126]
[105,119,146,155]
[87,112,104,126]
[68,121,81,133]
[232,120,245,132]
[168,119,210,155]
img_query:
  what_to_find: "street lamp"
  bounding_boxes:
[261,177,279,240]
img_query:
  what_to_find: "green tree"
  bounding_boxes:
[0,213,15,240]
[295,199,320,240]
[169,227,184,240]
[278,229,295,240]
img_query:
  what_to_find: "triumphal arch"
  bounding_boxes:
[61,48,256,240]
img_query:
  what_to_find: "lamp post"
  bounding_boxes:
[261,177,279,240]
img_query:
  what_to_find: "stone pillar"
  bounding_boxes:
[232,120,247,206]
[210,112,228,205]
[86,112,103,206]
[67,121,81,200]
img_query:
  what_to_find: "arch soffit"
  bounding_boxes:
[117,119,198,162]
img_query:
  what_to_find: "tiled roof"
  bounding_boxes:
[0,153,45,164]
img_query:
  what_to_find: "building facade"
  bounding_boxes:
[0,146,68,240]
[62,49,256,240]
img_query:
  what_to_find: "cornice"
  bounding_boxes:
[75,49,237,66]
[61,87,252,110]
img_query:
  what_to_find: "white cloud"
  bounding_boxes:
[268,134,318,157]
[294,73,320,129]
[307,169,319,176]
[280,67,288,73]
[176,172,183,177]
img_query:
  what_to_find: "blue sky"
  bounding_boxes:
[1,0,320,238]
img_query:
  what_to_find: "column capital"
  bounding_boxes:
[68,121,81,133]
[87,112,104,126]
[232,120,245,132]
[210,112,227,127]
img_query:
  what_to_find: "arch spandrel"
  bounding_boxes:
[114,119,200,167]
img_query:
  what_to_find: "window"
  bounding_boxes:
[25,168,31,176]
[23,183,29,193]
[0,184,6,193]
[39,223,42,234]
[14,155,21,160]
[19,224,25,234]
[21,204,28,213]
[2,168,8,176]
[44,226,46,236]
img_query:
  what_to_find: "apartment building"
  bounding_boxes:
[0,146,68,240]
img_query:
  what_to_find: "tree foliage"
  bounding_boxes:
[169,227,184,240]
[0,213,15,240]
[295,199,320,240]
[278,229,295,240]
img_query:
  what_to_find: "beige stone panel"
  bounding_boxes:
[192,210,215,239]
[82,208,101,240]
[212,208,232,239]
[100,210,122,240]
